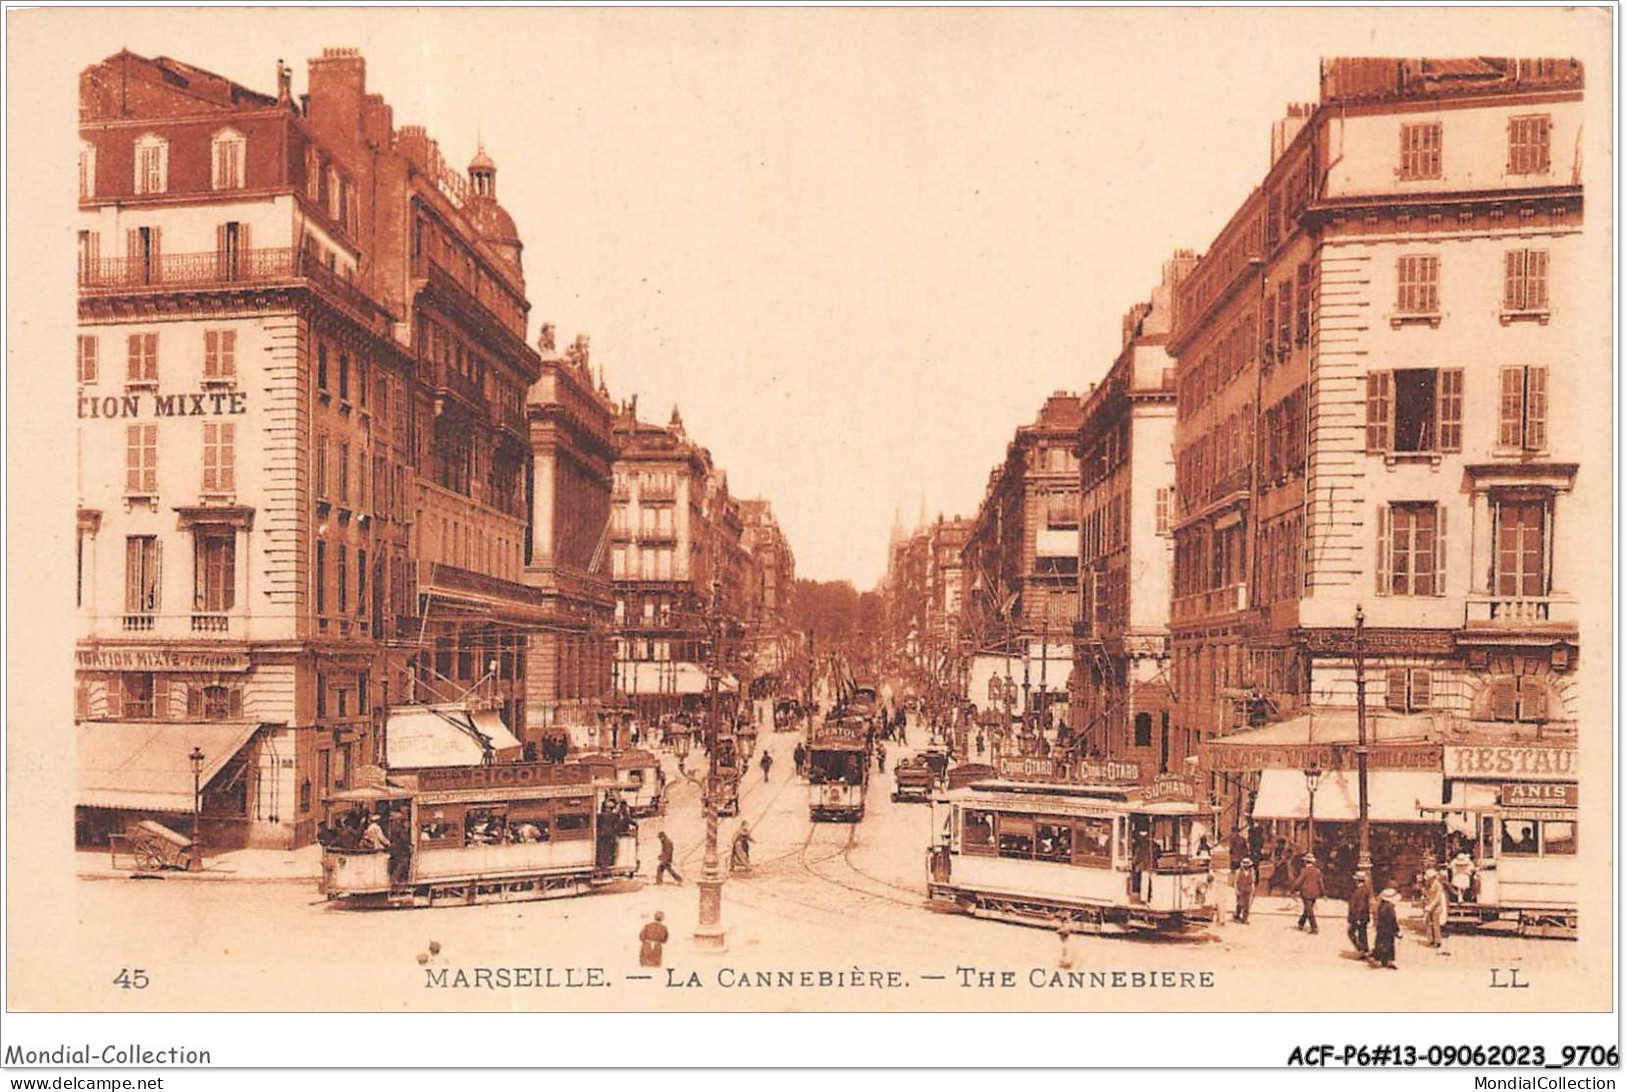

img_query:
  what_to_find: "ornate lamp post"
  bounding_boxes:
[1303,759,1323,855]
[188,746,205,872]
[1353,604,1373,874]
[693,578,728,951]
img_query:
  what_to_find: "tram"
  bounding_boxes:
[576,749,667,818]
[319,762,638,908]
[807,718,869,821]
[1420,790,1578,939]
[928,760,1216,935]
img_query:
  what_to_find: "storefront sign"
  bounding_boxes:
[1203,742,1441,773]
[997,755,1068,782]
[416,762,591,792]
[76,647,250,673]
[1444,745,1577,781]
[1502,782,1577,808]
[77,391,249,419]
[1077,759,1142,783]
[1300,629,1457,656]
[1142,774,1199,803]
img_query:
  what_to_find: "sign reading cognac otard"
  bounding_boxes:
[77,391,249,419]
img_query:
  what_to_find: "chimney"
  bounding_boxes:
[306,47,367,156]
[276,59,292,106]
[1270,102,1315,167]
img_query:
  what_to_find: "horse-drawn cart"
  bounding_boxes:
[109,819,194,872]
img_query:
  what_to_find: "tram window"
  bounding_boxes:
[1501,819,1539,856]
[1481,817,1498,859]
[1036,822,1073,863]
[419,807,463,845]
[1074,816,1114,866]
[464,807,508,846]
[508,804,552,843]
[555,811,591,839]
[1542,821,1577,856]
[997,817,1035,860]
[963,810,995,854]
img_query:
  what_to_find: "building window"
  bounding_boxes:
[202,422,236,494]
[1385,667,1433,712]
[315,432,329,500]
[327,167,343,220]
[316,673,327,719]
[1365,368,1463,454]
[1507,115,1551,176]
[1396,254,1440,316]
[1133,711,1153,748]
[211,129,246,190]
[120,673,156,719]
[1377,503,1444,596]
[1398,122,1442,180]
[193,531,235,613]
[79,140,96,199]
[124,535,160,614]
[77,335,98,384]
[126,333,158,385]
[338,442,350,504]
[337,544,349,613]
[127,226,161,284]
[1498,366,1548,452]
[1489,675,1549,723]
[125,424,157,494]
[133,134,168,195]
[197,685,240,721]
[204,330,236,381]
[339,352,350,402]
[315,540,327,616]
[1155,488,1171,535]
[357,549,368,617]
[78,230,101,282]
[1493,499,1548,598]
[1503,249,1550,314]
[317,343,330,391]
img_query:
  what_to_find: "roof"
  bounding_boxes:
[78,720,261,813]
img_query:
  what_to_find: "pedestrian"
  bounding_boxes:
[639,912,669,967]
[1234,857,1255,923]
[876,742,887,773]
[975,732,986,757]
[760,750,774,782]
[1346,870,1373,957]
[655,830,683,885]
[1373,888,1401,968]
[1422,868,1448,950]
[1228,828,1249,875]
[1291,851,1324,934]
[793,742,807,778]
[1133,835,1156,903]
[730,822,753,873]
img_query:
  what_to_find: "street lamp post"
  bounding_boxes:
[1353,605,1373,875]
[693,578,727,951]
[1303,759,1323,857]
[188,746,205,872]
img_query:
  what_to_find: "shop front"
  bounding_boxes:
[1201,711,1445,896]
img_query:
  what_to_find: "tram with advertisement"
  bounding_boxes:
[1421,780,1579,939]
[927,758,1217,935]
[319,762,638,908]
[807,717,870,821]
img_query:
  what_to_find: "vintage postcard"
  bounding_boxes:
[3,4,1616,1052]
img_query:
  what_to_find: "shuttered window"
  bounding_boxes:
[1503,249,1550,312]
[1387,503,1444,596]
[77,335,98,384]
[204,330,236,379]
[124,536,160,613]
[202,422,235,493]
[1507,115,1551,175]
[1398,122,1442,179]
[125,424,157,493]
[1397,254,1439,314]
[1365,372,1392,453]
[193,532,235,612]
[1295,262,1312,344]
[1490,676,1551,723]
[1494,500,1547,598]
[1385,667,1433,712]
[126,333,158,384]
[1498,366,1548,451]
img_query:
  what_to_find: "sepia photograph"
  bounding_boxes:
[2,1,1618,1073]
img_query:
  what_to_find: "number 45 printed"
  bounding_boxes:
[113,968,149,990]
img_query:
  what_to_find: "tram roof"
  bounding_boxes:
[950,779,1208,814]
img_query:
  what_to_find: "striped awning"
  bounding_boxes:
[77,720,260,813]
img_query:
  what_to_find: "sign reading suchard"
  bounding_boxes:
[78,391,248,419]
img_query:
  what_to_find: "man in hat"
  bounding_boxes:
[1346,870,1373,957]
[1233,857,1256,923]
[1373,888,1401,968]
[1422,868,1449,950]
[1291,851,1324,934]
[639,912,669,967]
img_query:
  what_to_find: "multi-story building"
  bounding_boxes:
[739,499,798,677]
[1070,253,1190,776]
[925,516,972,701]
[609,405,746,719]
[960,392,1084,720]
[1173,57,1588,848]
[75,51,409,848]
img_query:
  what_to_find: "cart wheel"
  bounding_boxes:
[134,842,165,872]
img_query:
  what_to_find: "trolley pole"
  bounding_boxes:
[694,578,727,951]
[1354,605,1372,875]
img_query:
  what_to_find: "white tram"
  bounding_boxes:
[928,762,1216,935]
[1421,786,1578,938]
[807,718,869,822]
[319,763,638,908]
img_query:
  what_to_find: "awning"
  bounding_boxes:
[1202,711,1443,772]
[77,720,261,813]
[386,705,523,769]
[1252,768,1442,823]
[622,662,737,695]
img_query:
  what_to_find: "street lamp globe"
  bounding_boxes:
[1303,760,1323,796]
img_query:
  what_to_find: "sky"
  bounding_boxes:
[29,6,1610,586]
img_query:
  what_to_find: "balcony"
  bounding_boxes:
[1464,595,1576,629]
[1171,583,1248,624]
[190,612,232,634]
[122,614,155,632]
[80,248,388,333]
[429,359,485,412]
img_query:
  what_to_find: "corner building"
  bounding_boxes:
[1171,58,1589,856]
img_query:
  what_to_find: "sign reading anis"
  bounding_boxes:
[77,391,249,419]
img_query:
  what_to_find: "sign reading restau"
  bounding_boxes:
[1444,745,1577,782]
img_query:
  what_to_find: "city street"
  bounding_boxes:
[63,715,1575,1011]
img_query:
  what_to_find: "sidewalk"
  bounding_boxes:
[77,844,321,884]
